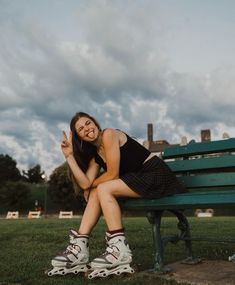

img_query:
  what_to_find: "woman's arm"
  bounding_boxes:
[91,128,120,188]
[61,131,99,189]
[66,155,99,190]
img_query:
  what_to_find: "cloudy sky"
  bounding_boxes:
[1,0,235,176]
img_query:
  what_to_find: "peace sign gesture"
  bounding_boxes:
[61,131,73,159]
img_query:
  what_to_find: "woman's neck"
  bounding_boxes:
[91,130,103,149]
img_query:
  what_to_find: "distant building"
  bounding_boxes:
[201,129,211,142]
[143,124,226,154]
[143,123,178,154]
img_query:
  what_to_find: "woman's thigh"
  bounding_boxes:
[98,179,141,198]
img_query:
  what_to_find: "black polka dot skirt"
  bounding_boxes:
[120,156,187,199]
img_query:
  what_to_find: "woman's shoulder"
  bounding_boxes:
[102,128,116,138]
[102,128,127,145]
[102,128,125,135]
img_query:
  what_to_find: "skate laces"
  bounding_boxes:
[62,231,81,255]
[105,235,132,257]
[64,244,81,255]
[69,230,80,243]
[101,237,121,256]
[106,244,119,254]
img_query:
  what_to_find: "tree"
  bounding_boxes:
[0,181,31,210]
[48,163,84,211]
[23,164,45,184]
[0,154,22,183]
[0,154,32,212]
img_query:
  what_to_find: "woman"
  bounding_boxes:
[47,112,186,278]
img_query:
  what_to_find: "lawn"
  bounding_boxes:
[0,216,234,285]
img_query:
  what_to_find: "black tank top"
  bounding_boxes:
[94,133,150,175]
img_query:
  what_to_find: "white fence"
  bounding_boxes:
[28,211,41,219]
[59,211,73,219]
[6,211,19,219]
[4,210,76,219]
[195,209,214,218]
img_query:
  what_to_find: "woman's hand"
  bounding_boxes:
[83,188,90,202]
[61,130,73,159]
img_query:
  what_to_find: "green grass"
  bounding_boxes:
[0,217,234,285]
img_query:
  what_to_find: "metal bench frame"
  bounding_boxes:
[120,138,235,272]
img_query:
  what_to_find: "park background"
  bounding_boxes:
[1,0,235,178]
[1,1,235,284]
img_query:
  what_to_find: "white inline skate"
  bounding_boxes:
[46,229,90,276]
[86,232,136,279]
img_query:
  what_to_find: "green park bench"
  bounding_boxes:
[120,138,235,272]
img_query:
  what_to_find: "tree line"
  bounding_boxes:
[0,154,84,213]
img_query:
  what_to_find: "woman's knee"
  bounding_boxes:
[97,182,114,198]
[96,182,106,195]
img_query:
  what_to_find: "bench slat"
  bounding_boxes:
[163,138,235,159]
[178,173,235,188]
[167,154,235,173]
[120,190,235,211]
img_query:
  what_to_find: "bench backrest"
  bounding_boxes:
[162,138,235,190]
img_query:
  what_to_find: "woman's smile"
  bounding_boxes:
[87,130,95,139]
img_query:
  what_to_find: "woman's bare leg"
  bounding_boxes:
[78,187,102,235]
[97,179,140,231]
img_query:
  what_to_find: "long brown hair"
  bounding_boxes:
[70,112,101,172]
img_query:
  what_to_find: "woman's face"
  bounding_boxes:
[75,116,99,142]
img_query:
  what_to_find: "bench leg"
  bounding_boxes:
[147,211,171,273]
[170,210,201,265]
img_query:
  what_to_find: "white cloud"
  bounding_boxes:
[0,0,235,175]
